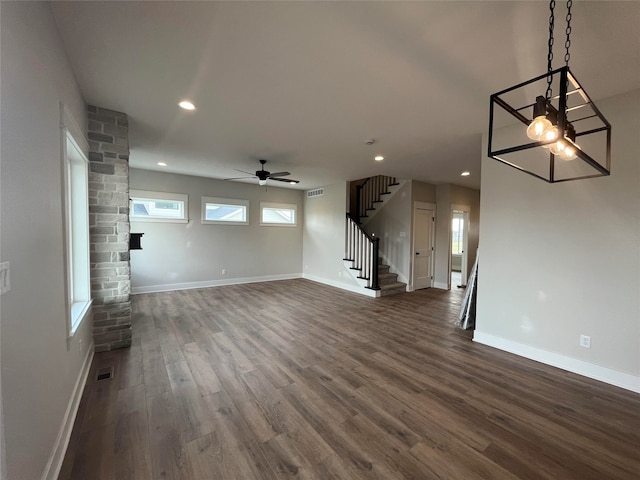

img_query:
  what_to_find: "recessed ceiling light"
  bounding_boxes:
[374,155,384,161]
[178,100,196,111]
[461,171,470,176]
[157,162,167,167]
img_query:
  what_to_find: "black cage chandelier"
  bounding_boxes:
[488,0,611,183]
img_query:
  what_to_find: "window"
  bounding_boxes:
[452,212,464,255]
[130,190,188,223]
[260,202,297,226]
[201,197,249,225]
[61,106,91,336]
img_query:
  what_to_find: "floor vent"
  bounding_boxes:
[306,188,324,198]
[96,366,114,381]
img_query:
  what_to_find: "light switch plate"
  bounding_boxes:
[0,261,10,295]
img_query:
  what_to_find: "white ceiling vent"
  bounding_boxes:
[306,188,324,198]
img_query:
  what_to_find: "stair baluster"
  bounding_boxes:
[344,214,380,290]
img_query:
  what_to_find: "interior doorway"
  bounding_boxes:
[412,202,435,290]
[450,207,470,289]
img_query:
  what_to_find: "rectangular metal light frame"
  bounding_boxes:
[488,66,611,183]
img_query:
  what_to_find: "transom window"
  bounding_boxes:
[201,197,249,225]
[260,202,297,226]
[130,190,188,223]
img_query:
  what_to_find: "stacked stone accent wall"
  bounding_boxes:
[87,106,131,352]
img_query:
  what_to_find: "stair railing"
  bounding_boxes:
[344,213,380,290]
[355,175,399,224]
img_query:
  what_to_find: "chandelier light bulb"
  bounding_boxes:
[560,146,577,161]
[526,115,552,140]
[549,139,567,156]
[540,125,559,148]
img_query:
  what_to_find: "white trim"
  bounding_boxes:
[434,282,449,290]
[41,342,94,480]
[303,274,379,297]
[473,331,640,394]
[60,103,89,154]
[131,273,302,294]
[61,117,91,337]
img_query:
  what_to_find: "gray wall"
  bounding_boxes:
[129,169,304,292]
[302,182,360,291]
[433,184,480,288]
[476,89,640,391]
[0,2,93,478]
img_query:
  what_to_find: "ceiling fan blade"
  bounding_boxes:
[234,169,256,175]
[267,171,290,177]
[270,177,300,184]
[224,175,256,181]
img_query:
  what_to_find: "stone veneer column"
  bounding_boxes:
[87,106,132,352]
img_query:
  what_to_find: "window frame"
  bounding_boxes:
[201,196,250,225]
[129,189,189,223]
[451,213,464,256]
[61,104,92,337]
[260,202,298,227]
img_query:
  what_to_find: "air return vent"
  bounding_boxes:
[96,366,114,381]
[306,188,324,198]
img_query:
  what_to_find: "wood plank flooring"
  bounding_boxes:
[60,279,640,479]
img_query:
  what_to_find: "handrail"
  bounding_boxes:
[355,175,398,224]
[344,213,380,290]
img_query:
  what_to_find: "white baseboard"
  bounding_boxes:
[473,331,640,394]
[434,282,449,290]
[303,274,379,297]
[131,273,302,295]
[41,342,94,480]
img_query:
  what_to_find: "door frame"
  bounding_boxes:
[411,201,436,291]
[449,204,471,289]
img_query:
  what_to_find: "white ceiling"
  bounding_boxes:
[51,1,640,190]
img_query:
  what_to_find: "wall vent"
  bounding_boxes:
[306,188,324,198]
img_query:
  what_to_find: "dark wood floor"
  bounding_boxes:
[60,279,640,479]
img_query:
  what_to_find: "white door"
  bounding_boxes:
[412,204,435,290]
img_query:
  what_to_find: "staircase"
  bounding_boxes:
[378,261,407,296]
[344,174,407,297]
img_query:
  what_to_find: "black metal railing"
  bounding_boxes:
[355,175,399,224]
[344,213,380,290]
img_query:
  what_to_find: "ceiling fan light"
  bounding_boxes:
[259,179,267,186]
[178,100,195,110]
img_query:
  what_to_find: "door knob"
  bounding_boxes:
[416,252,420,255]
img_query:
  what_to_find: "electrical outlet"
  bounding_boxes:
[0,261,10,295]
[579,335,591,348]
[221,268,227,275]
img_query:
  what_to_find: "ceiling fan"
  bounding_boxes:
[224,159,300,186]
